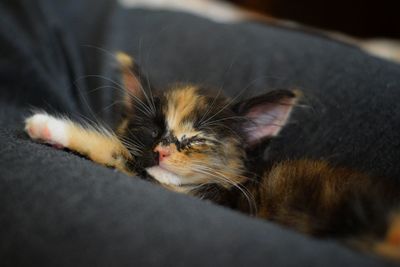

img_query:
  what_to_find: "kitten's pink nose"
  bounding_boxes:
[154,145,171,161]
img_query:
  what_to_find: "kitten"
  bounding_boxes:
[25,52,400,261]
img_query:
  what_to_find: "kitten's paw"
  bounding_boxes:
[25,113,69,147]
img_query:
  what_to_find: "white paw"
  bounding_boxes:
[25,113,69,147]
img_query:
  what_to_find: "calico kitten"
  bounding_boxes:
[25,52,400,261]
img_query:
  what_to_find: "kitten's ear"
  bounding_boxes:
[234,90,299,146]
[115,52,144,112]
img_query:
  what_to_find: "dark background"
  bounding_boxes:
[227,0,399,38]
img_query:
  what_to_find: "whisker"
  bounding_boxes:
[190,160,259,184]
[75,74,154,118]
[126,129,145,147]
[120,135,145,149]
[190,165,257,215]
[82,44,157,116]
[153,158,258,214]
[200,123,243,141]
[199,83,251,127]
[198,86,224,125]
[67,86,121,140]
[125,67,156,116]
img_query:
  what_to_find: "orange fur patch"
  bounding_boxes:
[374,214,400,261]
[67,122,133,174]
[164,86,204,138]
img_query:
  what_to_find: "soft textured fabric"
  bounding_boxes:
[1,0,400,266]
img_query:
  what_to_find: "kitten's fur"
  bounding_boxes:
[25,53,400,261]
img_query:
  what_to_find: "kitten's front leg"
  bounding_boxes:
[25,113,134,175]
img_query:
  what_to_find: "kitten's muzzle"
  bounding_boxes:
[154,145,171,163]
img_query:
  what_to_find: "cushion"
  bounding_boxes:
[1,0,400,266]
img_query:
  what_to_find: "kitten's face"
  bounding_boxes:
[123,86,248,189]
[115,52,297,192]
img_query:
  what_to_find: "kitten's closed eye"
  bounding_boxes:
[178,136,206,150]
[151,129,159,138]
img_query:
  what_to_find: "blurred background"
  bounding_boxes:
[226,0,399,38]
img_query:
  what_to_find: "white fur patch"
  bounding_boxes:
[118,0,248,23]
[146,166,183,185]
[25,113,69,147]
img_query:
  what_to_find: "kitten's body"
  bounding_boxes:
[25,53,400,261]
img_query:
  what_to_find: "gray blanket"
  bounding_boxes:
[1,0,400,266]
